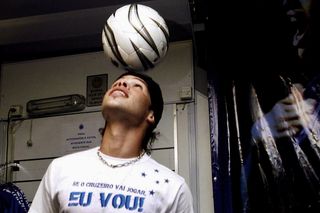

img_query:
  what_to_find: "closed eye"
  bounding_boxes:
[134,83,143,89]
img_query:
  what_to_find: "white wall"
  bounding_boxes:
[0,40,214,213]
[0,41,194,117]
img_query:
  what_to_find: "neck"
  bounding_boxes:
[100,122,145,158]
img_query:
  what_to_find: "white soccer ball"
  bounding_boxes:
[102,4,170,72]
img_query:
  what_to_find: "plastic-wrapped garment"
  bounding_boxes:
[247,79,320,213]
[209,75,320,213]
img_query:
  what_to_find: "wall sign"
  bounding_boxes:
[86,74,108,106]
[63,121,102,154]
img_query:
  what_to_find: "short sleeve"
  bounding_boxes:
[170,182,194,213]
[28,161,59,213]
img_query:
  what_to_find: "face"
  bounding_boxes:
[102,75,155,126]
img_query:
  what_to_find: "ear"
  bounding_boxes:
[146,110,155,125]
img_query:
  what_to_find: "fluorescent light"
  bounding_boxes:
[27,94,86,116]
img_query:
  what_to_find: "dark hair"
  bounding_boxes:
[102,71,164,154]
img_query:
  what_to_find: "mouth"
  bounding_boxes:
[109,88,128,98]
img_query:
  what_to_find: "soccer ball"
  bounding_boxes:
[102,4,170,72]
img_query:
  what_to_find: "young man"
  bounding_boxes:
[29,71,194,213]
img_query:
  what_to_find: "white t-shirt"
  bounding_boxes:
[29,147,194,213]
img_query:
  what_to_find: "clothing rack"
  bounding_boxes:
[0,162,20,184]
[0,162,19,171]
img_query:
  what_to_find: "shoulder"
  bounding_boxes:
[141,156,194,212]
[141,154,186,184]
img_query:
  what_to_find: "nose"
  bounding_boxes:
[115,79,128,88]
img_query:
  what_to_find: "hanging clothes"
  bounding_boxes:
[0,182,30,213]
[207,0,320,212]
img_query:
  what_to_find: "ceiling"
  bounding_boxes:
[0,0,208,63]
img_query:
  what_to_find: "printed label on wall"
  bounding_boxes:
[86,74,108,107]
[62,121,102,154]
